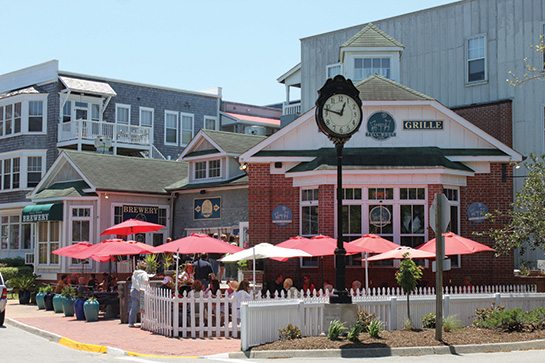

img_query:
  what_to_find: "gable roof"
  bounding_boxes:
[356,74,434,101]
[58,150,187,194]
[181,129,267,159]
[341,23,405,49]
[33,180,94,200]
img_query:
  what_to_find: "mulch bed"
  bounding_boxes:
[252,327,545,351]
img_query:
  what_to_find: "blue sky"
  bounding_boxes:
[1,0,457,106]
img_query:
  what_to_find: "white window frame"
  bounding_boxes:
[0,151,46,192]
[0,95,47,137]
[60,96,102,124]
[326,63,343,79]
[204,116,218,130]
[300,188,319,268]
[164,110,179,145]
[180,112,194,146]
[466,34,487,84]
[139,107,154,128]
[193,159,222,180]
[354,57,391,81]
[69,206,93,267]
[0,214,32,251]
[37,221,61,266]
[115,103,131,125]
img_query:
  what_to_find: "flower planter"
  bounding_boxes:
[74,298,86,320]
[18,289,31,305]
[52,294,64,313]
[62,297,75,317]
[36,292,46,310]
[83,299,100,322]
[44,293,54,311]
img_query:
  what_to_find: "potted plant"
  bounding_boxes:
[163,253,175,274]
[144,254,159,275]
[36,286,47,310]
[61,285,76,317]
[83,296,100,322]
[43,285,55,311]
[74,292,87,320]
[8,274,37,305]
[52,290,64,313]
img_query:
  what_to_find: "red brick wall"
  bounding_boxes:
[452,100,512,147]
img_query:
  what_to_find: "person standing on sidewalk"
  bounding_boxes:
[129,261,152,327]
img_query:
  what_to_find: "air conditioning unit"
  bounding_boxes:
[245,126,266,136]
[25,253,35,265]
[94,136,112,154]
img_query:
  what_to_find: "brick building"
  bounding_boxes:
[240,75,522,290]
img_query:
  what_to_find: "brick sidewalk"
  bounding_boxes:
[5,300,241,357]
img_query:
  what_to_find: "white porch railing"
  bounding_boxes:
[140,284,540,349]
[282,102,301,115]
[57,120,152,146]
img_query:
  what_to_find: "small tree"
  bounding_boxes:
[395,252,423,328]
[507,35,545,86]
[476,154,545,256]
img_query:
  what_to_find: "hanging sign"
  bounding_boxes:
[403,120,444,130]
[122,205,159,223]
[272,205,293,226]
[194,197,221,220]
[467,202,488,223]
[366,111,396,141]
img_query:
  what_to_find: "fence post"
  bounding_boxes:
[241,303,248,351]
[173,295,179,337]
[443,295,450,318]
[390,296,397,330]
[495,292,501,307]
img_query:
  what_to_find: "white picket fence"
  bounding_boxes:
[141,284,539,343]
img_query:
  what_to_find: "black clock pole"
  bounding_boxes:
[330,140,352,304]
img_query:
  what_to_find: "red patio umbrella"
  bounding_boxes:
[101,219,165,237]
[152,233,243,254]
[348,234,400,291]
[416,232,495,255]
[367,246,436,261]
[52,242,93,257]
[69,239,154,260]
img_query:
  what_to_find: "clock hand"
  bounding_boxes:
[325,107,342,116]
[339,103,346,116]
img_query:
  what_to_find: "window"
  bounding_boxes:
[139,107,153,127]
[71,207,91,265]
[301,189,319,236]
[369,187,393,200]
[467,35,486,83]
[194,159,221,180]
[0,215,31,250]
[327,63,342,79]
[354,58,390,81]
[204,116,217,130]
[165,111,179,144]
[444,188,460,268]
[28,101,43,132]
[63,101,72,122]
[0,101,21,135]
[302,189,319,202]
[38,221,60,265]
[181,113,194,145]
[116,104,130,124]
[343,188,362,200]
[27,157,42,188]
[113,205,167,244]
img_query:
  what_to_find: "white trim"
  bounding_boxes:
[139,106,154,127]
[204,115,218,130]
[179,129,226,160]
[0,96,48,137]
[326,63,343,79]
[164,110,179,146]
[466,33,488,84]
[115,103,131,125]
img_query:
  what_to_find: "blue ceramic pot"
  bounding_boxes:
[74,298,86,320]
[83,299,100,322]
[52,294,64,313]
[62,297,75,317]
[36,292,46,310]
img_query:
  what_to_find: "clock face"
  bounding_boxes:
[320,94,362,136]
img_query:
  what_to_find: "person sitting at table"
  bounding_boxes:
[205,279,220,297]
[193,253,213,288]
[54,274,69,294]
[87,274,98,290]
[178,264,195,286]
[302,275,316,295]
[159,276,173,292]
[283,278,299,298]
[234,280,251,322]
[351,280,362,296]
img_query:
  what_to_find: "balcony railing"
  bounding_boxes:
[282,102,301,116]
[58,120,152,147]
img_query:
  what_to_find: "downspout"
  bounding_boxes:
[170,192,177,239]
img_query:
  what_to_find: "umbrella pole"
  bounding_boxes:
[321,256,324,290]
[253,248,256,294]
[175,248,180,296]
[365,253,369,294]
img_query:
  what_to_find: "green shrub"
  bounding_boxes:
[0,257,26,267]
[327,320,346,340]
[367,319,383,338]
[347,324,363,342]
[61,285,76,299]
[278,324,302,340]
[44,285,54,294]
[7,274,38,293]
[421,312,436,328]
[473,303,505,325]
[0,266,34,282]
[443,315,462,332]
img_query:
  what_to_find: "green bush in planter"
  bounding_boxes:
[7,274,37,304]
[61,285,76,317]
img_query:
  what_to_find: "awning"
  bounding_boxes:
[22,203,63,222]
[59,76,117,97]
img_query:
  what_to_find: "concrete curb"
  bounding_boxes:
[6,318,201,359]
[229,339,545,359]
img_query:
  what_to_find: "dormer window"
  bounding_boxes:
[354,57,390,81]
[194,159,221,180]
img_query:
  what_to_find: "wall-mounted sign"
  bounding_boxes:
[369,205,392,227]
[403,120,444,130]
[194,197,221,220]
[366,111,396,141]
[272,205,293,226]
[122,205,159,223]
[467,202,488,223]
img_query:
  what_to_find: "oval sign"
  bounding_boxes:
[467,202,488,223]
[272,205,292,226]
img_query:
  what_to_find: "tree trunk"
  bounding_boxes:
[406,292,411,328]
